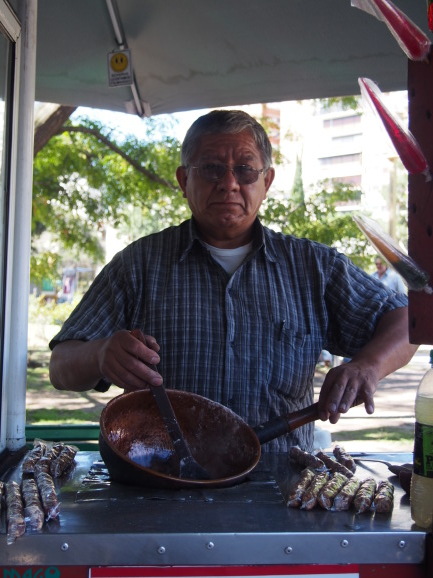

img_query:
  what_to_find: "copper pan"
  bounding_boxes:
[99,389,327,489]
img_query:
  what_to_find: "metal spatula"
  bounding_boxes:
[129,329,210,479]
[148,373,210,480]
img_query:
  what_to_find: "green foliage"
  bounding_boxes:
[319,96,360,111]
[30,252,61,287]
[32,116,185,282]
[28,294,81,326]
[261,181,373,269]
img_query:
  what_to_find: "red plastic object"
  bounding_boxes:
[352,0,431,61]
[429,1,433,32]
[359,77,430,178]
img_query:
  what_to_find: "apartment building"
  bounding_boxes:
[245,94,409,234]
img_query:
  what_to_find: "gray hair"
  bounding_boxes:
[181,109,273,168]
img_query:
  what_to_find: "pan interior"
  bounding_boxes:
[100,389,260,481]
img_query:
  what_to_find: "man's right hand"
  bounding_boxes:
[49,329,162,392]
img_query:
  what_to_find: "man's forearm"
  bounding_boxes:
[49,340,106,392]
[350,306,418,378]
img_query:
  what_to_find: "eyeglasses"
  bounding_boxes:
[189,163,266,185]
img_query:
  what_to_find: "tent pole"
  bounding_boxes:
[5,0,37,450]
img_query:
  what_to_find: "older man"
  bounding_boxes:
[49,109,417,452]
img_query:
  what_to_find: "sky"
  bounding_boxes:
[71,106,207,142]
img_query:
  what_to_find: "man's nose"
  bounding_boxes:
[217,167,240,189]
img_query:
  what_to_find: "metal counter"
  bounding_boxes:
[0,451,426,567]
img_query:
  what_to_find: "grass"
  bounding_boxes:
[26,348,105,425]
[26,408,102,424]
[335,427,414,443]
[27,366,52,391]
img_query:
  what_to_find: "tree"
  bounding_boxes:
[32,115,188,284]
[260,181,372,269]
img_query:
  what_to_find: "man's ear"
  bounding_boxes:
[176,166,188,198]
[264,167,275,192]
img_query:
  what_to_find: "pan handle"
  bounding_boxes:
[253,397,363,445]
[253,402,320,444]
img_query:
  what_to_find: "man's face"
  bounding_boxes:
[176,131,275,247]
[375,259,386,274]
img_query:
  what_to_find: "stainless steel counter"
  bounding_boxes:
[0,451,426,567]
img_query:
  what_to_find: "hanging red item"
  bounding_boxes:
[428,0,433,32]
[354,215,431,292]
[358,77,431,179]
[352,0,431,61]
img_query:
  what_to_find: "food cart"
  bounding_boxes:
[0,1,431,576]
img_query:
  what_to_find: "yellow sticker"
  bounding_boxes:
[107,49,133,87]
[110,51,129,73]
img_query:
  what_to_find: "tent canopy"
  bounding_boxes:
[32,0,428,116]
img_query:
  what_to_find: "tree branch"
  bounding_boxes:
[34,105,77,155]
[59,125,179,191]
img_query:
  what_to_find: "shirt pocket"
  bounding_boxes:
[267,322,320,401]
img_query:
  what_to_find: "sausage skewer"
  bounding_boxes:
[301,471,329,510]
[333,445,357,473]
[5,481,26,544]
[354,477,377,514]
[287,468,316,508]
[317,472,349,510]
[373,480,394,513]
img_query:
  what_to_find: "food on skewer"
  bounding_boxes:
[22,441,47,474]
[35,472,60,520]
[50,445,77,478]
[333,476,362,511]
[5,481,25,544]
[301,471,329,510]
[289,446,326,470]
[354,477,377,514]
[317,472,349,510]
[316,451,354,478]
[287,446,396,513]
[333,445,357,473]
[373,480,394,513]
[46,442,65,462]
[34,456,52,476]
[21,478,45,531]
[287,468,316,508]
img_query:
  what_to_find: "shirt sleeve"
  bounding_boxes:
[323,251,408,357]
[49,247,139,350]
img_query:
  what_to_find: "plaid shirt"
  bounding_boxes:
[50,219,407,452]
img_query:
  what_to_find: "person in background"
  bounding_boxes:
[372,257,406,294]
[48,109,417,453]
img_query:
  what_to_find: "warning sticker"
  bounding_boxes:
[108,49,133,87]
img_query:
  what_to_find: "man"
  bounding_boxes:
[49,110,417,452]
[373,257,406,293]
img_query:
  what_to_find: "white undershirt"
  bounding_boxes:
[203,241,253,275]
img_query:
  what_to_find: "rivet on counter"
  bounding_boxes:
[206,542,215,550]
[340,539,349,548]
[157,546,166,554]
[284,546,293,554]
[398,540,406,549]
[60,543,69,551]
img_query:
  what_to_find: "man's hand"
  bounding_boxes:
[49,329,162,392]
[97,329,162,391]
[318,360,377,423]
[317,307,418,424]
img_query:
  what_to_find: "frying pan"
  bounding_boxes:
[99,389,330,489]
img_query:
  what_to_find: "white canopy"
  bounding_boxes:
[33,0,428,116]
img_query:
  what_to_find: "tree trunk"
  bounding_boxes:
[34,104,77,156]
